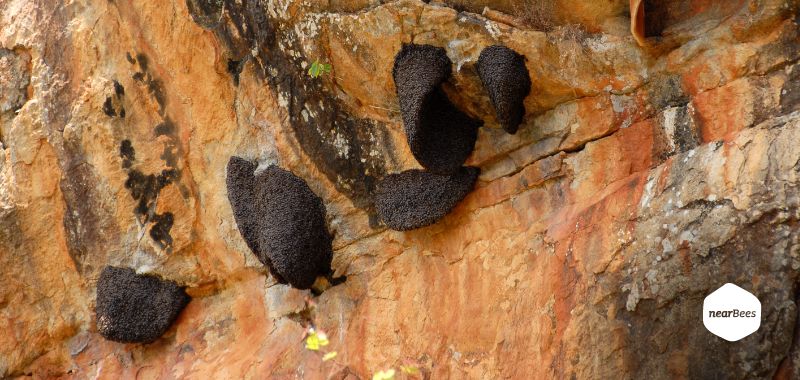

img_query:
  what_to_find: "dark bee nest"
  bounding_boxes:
[95,266,190,344]
[375,167,480,231]
[392,44,482,175]
[476,45,531,134]
[226,157,333,289]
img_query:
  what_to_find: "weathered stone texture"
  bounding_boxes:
[1,0,800,378]
[0,47,29,116]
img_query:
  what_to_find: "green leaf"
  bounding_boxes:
[400,365,419,375]
[322,351,338,362]
[372,369,396,380]
[307,59,331,78]
[308,60,321,78]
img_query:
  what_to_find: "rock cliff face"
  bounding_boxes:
[1,0,800,378]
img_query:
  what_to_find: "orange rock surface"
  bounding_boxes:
[1,0,800,378]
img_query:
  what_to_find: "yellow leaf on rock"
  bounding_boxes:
[322,351,338,361]
[372,369,396,380]
[305,330,329,351]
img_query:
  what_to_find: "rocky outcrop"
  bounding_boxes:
[1,0,800,378]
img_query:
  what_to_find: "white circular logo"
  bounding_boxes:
[702,283,761,342]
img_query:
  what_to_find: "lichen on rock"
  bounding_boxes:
[0,48,30,116]
[185,0,391,214]
[95,266,190,344]
[226,156,333,289]
[375,167,480,231]
[392,44,482,175]
[476,45,531,134]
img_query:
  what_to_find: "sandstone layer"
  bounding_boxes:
[1,0,800,379]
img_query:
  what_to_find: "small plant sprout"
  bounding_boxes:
[308,59,332,78]
[372,368,396,380]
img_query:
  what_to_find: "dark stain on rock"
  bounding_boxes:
[131,52,167,116]
[60,115,119,273]
[120,140,178,250]
[120,139,135,168]
[750,76,785,127]
[135,53,149,72]
[154,119,176,137]
[670,105,699,154]
[124,169,177,216]
[0,48,32,116]
[127,54,189,200]
[617,209,800,378]
[30,0,116,276]
[374,166,480,231]
[226,156,334,289]
[113,80,125,96]
[149,77,167,114]
[781,65,800,114]
[150,212,174,248]
[185,0,224,29]
[476,45,531,134]
[102,97,116,117]
[643,0,746,38]
[160,138,181,171]
[649,74,689,110]
[95,266,190,343]
[186,1,391,219]
[103,80,127,119]
[393,44,481,174]
[60,160,110,274]
[642,0,668,37]
[227,59,245,86]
